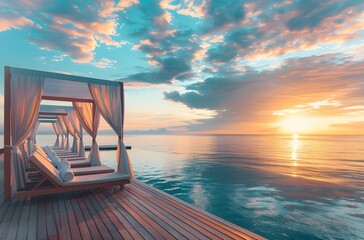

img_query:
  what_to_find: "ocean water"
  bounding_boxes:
[2,134,364,239]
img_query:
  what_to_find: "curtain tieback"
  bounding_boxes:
[118,136,122,140]
[4,145,14,149]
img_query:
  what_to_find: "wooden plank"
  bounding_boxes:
[7,66,120,86]
[14,179,130,198]
[5,198,25,240]
[51,194,61,240]
[123,187,201,240]
[69,192,92,240]
[133,182,234,238]
[37,196,48,240]
[45,195,58,240]
[74,191,103,240]
[112,190,170,239]
[134,180,263,239]
[86,190,123,239]
[93,192,134,239]
[122,190,188,240]
[27,197,38,240]
[57,193,72,240]
[42,96,94,103]
[63,193,82,240]
[79,190,113,240]
[126,184,224,239]
[15,199,31,240]
[97,192,145,240]
[0,201,10,222]
[105,193,154,240]
[0,199,19,238]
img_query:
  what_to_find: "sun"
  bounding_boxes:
[279,117,312,133]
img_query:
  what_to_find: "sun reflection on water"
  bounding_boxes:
[291,134,299,177]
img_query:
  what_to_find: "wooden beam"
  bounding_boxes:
[120,82,125,139]
[38,112,67,116]
[14,180,130,198]
[4,66,11,201]
[42,96,94,103]
[9,66,121,86]
[37,116,58,120]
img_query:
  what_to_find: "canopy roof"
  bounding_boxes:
[3,66,132,201]
[39,105,74,121]
[39,105,73,116]
[10,66,121,102]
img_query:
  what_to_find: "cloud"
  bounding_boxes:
[286,0,363,31]
[122,0,200,84]
[204,1,364,66]
[161,0,206,18]
[202,0,245,33]
[91,57,117,69]
[124,0,363,86]
[0,10,34,31]
[124,57,191,83]
[164,55,364,133]
[0,0,137,62]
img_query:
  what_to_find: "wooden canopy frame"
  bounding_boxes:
[3,66,125,200]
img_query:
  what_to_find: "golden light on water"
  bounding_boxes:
[291,134,299,177]
[291,134,299,161]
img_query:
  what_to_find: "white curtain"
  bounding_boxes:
[57,121,66,149]
[27,120,40,154]
[56,120,66,149]
[66,109,85,156]
[57,116,69,150]
[10,72,44,191]
[52,122,60,147]
[73,102,101,166]
[62,115,78,153]
[89,83,134,177]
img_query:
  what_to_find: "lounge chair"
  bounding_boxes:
[37,145,88,165]
[34,148,112,174]
[15,151,130,198]
[46,147,85,160]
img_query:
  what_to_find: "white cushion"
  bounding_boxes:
[29,152,64,186]
[59,165,74,182]
[49,154,61,167]
[63,172,129,186]
[29,152,129,187]
[56,159,69,169]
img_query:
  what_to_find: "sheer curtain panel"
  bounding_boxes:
[89,83,134,177]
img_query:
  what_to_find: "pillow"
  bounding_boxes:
[56,159,69,170]
[49,154,61,167]
[59,165,74,182]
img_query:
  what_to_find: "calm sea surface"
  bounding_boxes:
[2,134,364,239]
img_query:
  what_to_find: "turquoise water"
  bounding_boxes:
[4,134,364,239]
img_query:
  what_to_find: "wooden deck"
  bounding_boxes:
[0,154,265,240]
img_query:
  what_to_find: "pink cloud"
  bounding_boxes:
[0,14,33,32]
[0,0,138,63]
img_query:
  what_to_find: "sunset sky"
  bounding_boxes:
[0,0,364,135]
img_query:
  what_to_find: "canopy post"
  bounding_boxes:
[120,82,124,139]
[4,66,11,201]
[92,102,96,140]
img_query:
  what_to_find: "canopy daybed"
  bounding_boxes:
[38,105,87,160]
[3,66,134,200]
[34,146,115,175]
[17,151,129,198]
